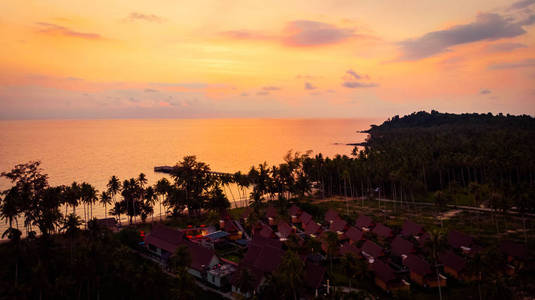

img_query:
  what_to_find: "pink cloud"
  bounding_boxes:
[36,22,104,40]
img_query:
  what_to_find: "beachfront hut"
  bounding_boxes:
[448,230,475,254]
[361,240,384,262]
[289,205,302,223]
[299,211,313,225]
[370,260,410,292]
[401,220,424,238]
[304,220,322,237]
[219,216,242,240]
[276,221,294,240]
[340,242,361,258]
[391,235,415,257]
[266,206,278,225]
[372,223,393,240]
[254,222,275,239]
[344,226,364,245]
[355,214,374,231]
[329,218,347,234]
[439,250,468,280]
[403,254,447,288]
[324,209,339,224]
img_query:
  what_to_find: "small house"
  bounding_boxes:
[355,214,374,231]
[403,254,447,288]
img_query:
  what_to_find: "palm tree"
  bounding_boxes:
[1,187,21,233]
[341,252,365,289]
[107,176,122,222]
[427,228,447,300]
[235,268,256,298]
[275,250,304,300]
[80,182,97,225]
[144,186,157,223]
[99,191,112,219]
[324,231,339,274]
[155,178,170,221]
[168,245,191,275]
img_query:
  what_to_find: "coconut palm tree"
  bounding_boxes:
[106,176,121,217]
[155,178,171,221]
[1,187,21,233]
[235,267,256,297]
[99,191,112,219]
[427,228,447,300]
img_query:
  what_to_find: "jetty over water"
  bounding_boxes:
[154,166,235,177]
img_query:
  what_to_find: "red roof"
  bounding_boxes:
[145,224,185,254]
[299,212,313,224]
[304,220,322,235]
[372,223,392,238]
[224,220,239,233]
[289,205,302,216]
[266,206,278,219]
[439,250,466,272]
[391,235,415,256]
[329,218,347,232]
[185,240,217,271]
[324,209,339,223]
[304,263,326,289]
[448,230,474,249]
[403,254,432,276]
[257,223,274,239]
[253,245,284,273]
[277,221,293,239]
[355,214,374,229]
[401,220,424,237]
[340,242,361,257]
[371,260,396,283]
[344,226,364,242]
[361,240,384,259]
[250,234,283,249]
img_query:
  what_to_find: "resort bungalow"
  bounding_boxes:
[344,226,364,245]
[391,235,415,257]
[304,263,327,297]
[371,260,410,292]
[501,240,529,274]
[304,220,323,237]
[145,224,185,261]
[340,242,361,258]
[329,218,347,234]
[403,254,447,288]
[254,222,275,239]
[324,209,340,224]
[439,250,468,280]
[448,230,475,254]
[289,205,302,223]
[401,220,425,238]
[276,221,294,241]
[219,215,242,240]
[361,240,385,262]
[372,223,393,240]
[355,214,374,231]
[266,206,278,225]
[299,211,313,226]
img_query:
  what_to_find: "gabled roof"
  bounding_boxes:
[401,220,424,237]
[371,260,396,283]
[324,209,339,223]
[266,206,278,219]
[372,223,393,238]
[501,240,528,259]
[277,221,293,239]
[224,219,239,233]
[289,205,302,216]
[253,245,284,273]
[391,235,415,256]
[329,218,347,232]
[304,263,326,289]
[185,240,218,271]
[304,220,322,235]
[257,223,274,239]
[145,224,185,253]
[403,254,432,276]
[355,214,374,229]
[250,234,283,249]
[361,240,384,259]
[340,242,361,257]
[439,250,466,272]
[448,230,474,249]
[344,226,364,242]
[299,212,313,224]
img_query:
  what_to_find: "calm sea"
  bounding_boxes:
[0,118,375,231]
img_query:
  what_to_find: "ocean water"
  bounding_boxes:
[0,118,375,231]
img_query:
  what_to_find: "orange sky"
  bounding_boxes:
[0,0,534,119]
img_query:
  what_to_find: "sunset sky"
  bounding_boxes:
[1,0,534,119]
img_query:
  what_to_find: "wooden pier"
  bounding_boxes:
[154,166,235,177]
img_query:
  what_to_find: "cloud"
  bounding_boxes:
[262,86,281,91]
[151,82,208,89]
[486,42,527,52]
[36,22,103,40]
[342,82,378,88]
[144,88,158,93]
[305,82,317,90]
[510,0,535,10]
[219,30,270,40]
[283,20,354,46]
[488,58,535,69]
[126,12,165,23]
[518,14,535,26]
[480,89,492,94]
[257,91,270,96]
[240,92,248,96]
[296,74,322,79]
[398,13,528,60]
[344,69,370,80]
